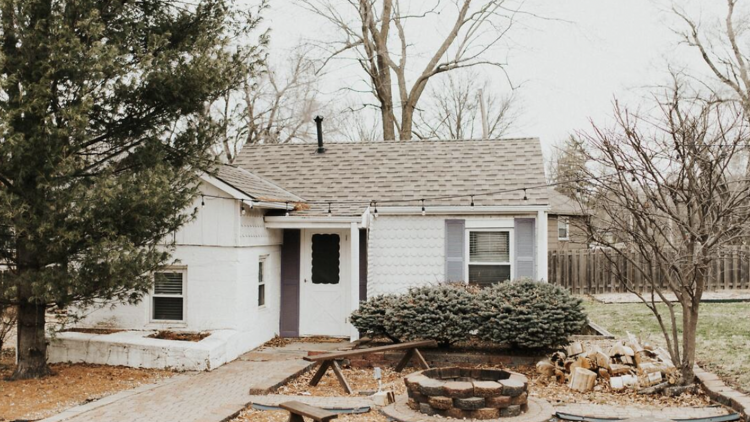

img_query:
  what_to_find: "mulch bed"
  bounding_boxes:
[147,331,209,342]
[63,328,124,335]
[232,408,389,422]
[275,364,419,397]
[0,349,174,421]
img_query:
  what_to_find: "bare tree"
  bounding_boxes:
[413,72,516,140]
[216,51,324,162]
[577,82,750,386]
[674,0,750,178]
[298,0,522,140]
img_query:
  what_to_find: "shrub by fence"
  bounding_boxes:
[548,247,750,295]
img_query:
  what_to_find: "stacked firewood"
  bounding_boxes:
[536,333,678,393]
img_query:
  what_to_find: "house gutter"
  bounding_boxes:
[375,205,551,215]
[264,215,366,229]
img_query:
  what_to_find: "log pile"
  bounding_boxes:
[536,333,678,393]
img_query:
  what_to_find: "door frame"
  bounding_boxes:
[299,228,351,337]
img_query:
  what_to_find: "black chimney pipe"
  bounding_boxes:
[314,116,325,153]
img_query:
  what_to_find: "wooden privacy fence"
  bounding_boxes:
[548,247,750,294]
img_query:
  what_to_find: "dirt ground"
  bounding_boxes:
[233,408,389,422]
[275,365,419,397]
[0,350,174,421]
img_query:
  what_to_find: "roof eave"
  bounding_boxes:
[375,205,551,215]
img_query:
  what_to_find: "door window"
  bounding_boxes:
[311,234,340,284]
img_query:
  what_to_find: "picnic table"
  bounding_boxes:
[280,401,337,422]
[303,339,437,394]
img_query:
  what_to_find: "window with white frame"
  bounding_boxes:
[468,230,512,287]
[153,271,185,321]
[558,218,570,240]
[258,256,266,307]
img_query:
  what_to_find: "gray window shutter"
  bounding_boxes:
[514,218,536,280]
[445,219,465,282]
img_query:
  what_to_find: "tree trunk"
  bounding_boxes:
[399,102,415,140]
[381,100,396,141]
[679,301,699,385]
[11,301,51,380]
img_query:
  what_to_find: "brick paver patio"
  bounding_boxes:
[39,346,325,422]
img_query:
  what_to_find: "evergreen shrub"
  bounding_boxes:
[476,280,587,349]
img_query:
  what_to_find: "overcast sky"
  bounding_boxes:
[262,0,720,156]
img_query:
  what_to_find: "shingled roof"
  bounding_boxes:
[215,165,302,203]
[234,138,549,216]
[548,189,587,216]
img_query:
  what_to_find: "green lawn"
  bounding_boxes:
[584,299,750,393]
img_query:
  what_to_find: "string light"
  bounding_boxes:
[328,202,332,217]
[194,173,623,215]
[240,199,246,216]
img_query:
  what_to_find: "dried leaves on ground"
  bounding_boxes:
[275,365,418,396]
[233,408,389,422]
[148,330,210,342]
[0,350,174,421]
[259,336,348,350]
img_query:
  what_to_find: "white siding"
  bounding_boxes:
[79,181,283,349]
[241,208,283,246]
[368,216,445,296]
[368,214,541,295]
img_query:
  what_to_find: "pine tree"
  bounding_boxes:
[548,135,588,198]
[0,0,265,379]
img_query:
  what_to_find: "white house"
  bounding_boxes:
[49,136,550,370]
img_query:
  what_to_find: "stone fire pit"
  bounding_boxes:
[404,367,529,419]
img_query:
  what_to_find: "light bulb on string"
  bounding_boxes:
[470,195,475,208]
[421,199,426,216]
[373,201,379,218]
[328,202,332,217]
[523,189,528,201]
[201,195,205,208]
[240,200,246,216]
[285,202,290,217]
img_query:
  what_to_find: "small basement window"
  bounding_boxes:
[468,230,511,287]
[258,256,266,307]
[558,218,570,240]
[153,271,185,321]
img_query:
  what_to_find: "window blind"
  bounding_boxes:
[469,232,509,262]
[154,272,183,295]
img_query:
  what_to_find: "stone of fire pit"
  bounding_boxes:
[443,381,474,398]
[418,378,446,396]
[486,395,512,408]
[473,381,504,397]
[454,397,486,410]
[500,379,526,397]
[404,367,530,420]
[427,396,453,410]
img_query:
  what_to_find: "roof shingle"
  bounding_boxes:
[215,165,302,203]
[234,138,549,216]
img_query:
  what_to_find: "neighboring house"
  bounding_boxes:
[547,189,589,250]
[51,137,551,370]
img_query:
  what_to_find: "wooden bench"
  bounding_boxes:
[279,401,337,422]
[303,339,437,394]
